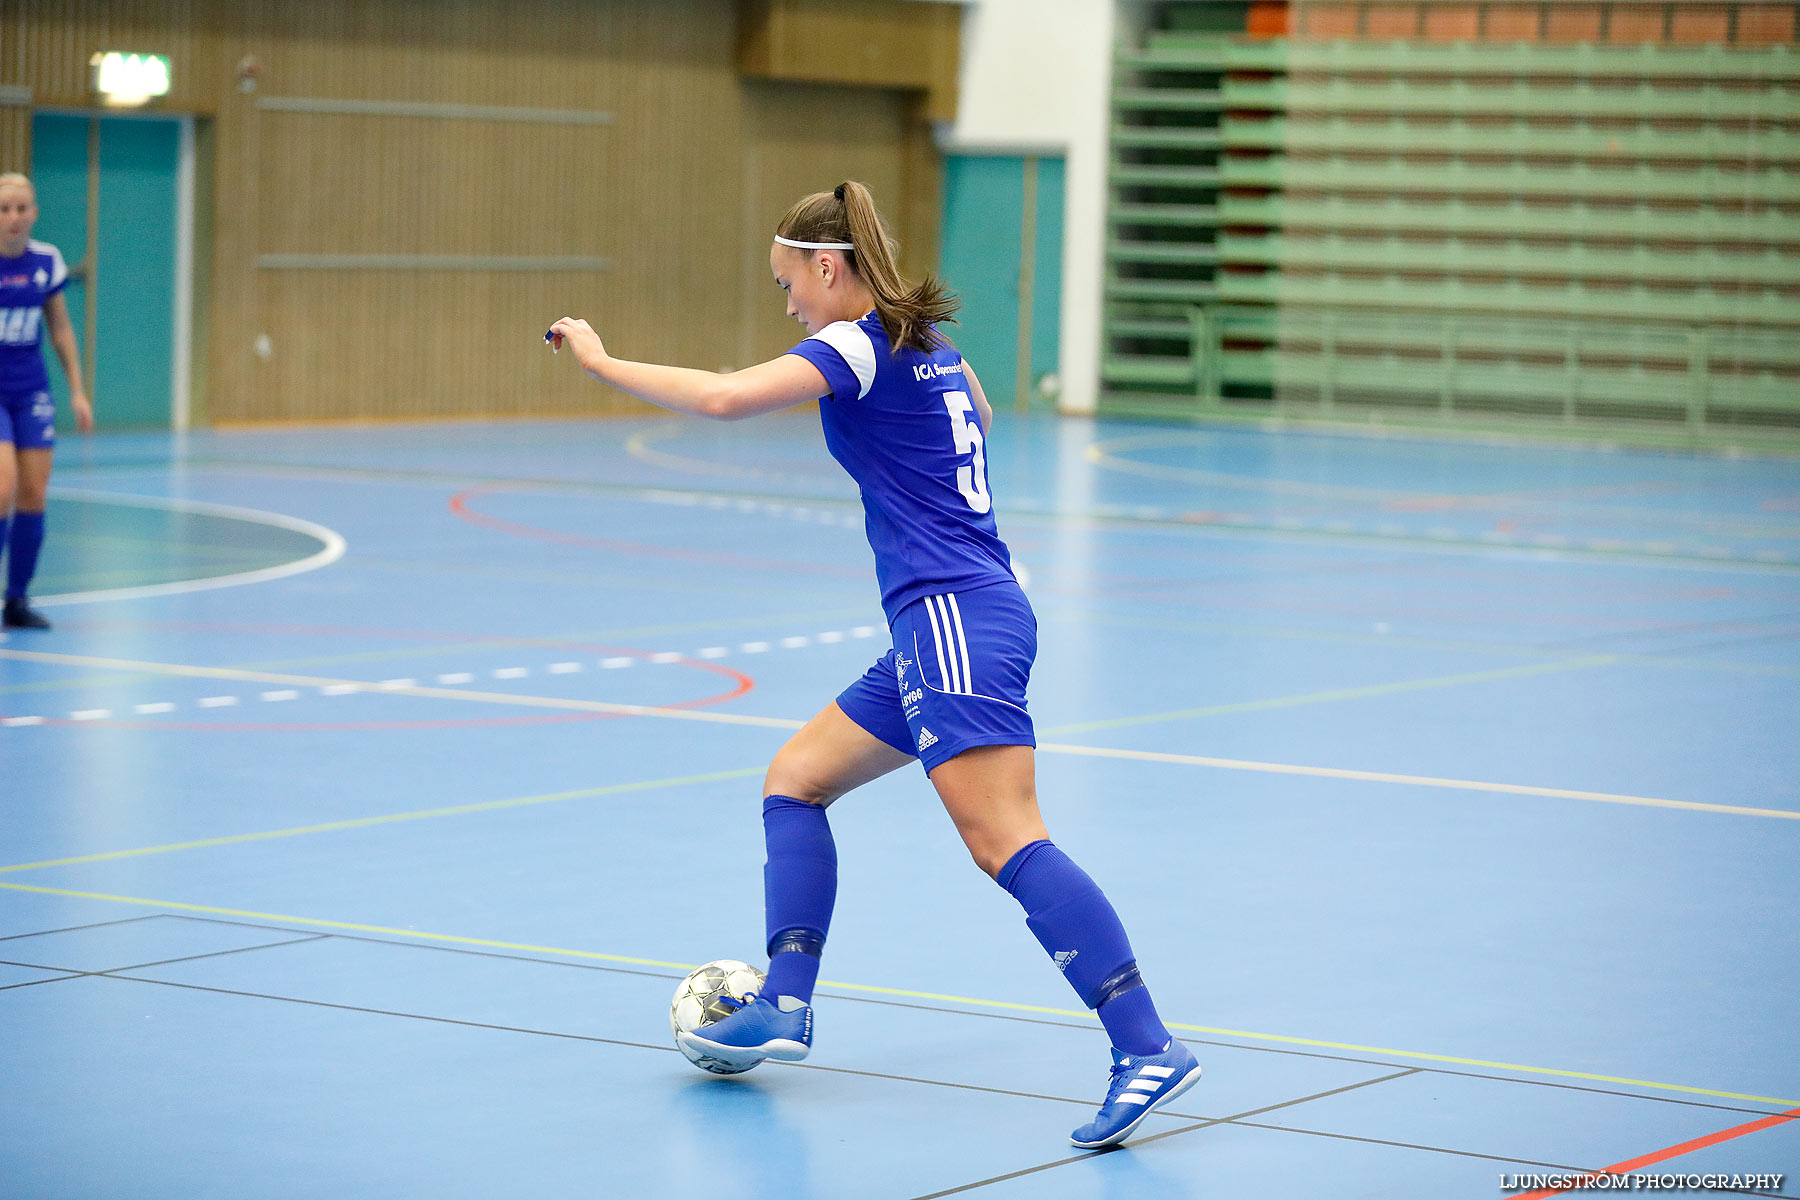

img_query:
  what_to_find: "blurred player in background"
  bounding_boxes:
[0,172,89,630]
[548,180,1201,1149]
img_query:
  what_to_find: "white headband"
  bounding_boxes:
[774,235,854,251]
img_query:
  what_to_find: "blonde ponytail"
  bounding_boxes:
[774,180,958,354]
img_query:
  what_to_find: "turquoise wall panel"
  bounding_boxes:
[30,113,178,432]
[1030,156,1065,396]
[26,115,87,421]
[940,155,1025,405]
[941,153,1065,412]
[96,118,178,431]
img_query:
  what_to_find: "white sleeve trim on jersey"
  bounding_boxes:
[29,241,67,289]
[808,320,877,400]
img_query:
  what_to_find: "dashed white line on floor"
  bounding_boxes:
[3,626,886,727]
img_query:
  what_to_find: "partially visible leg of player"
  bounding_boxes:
[4,445,52,629]
[759,700,912,1003]
[0,438,14,590]
[930,744,1202,1149]
[677,699,913,1069]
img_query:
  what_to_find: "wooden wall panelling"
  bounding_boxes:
[737,0,960,122]
[3,0,958,423]
[0,0,222,111]
[232,0,746,421]
[0,102,28,170]
[900,91,943,290]
[738,79,909,368]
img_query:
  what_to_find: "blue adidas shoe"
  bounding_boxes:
[1070,1040,1203,1149]
[676,992,813,1071]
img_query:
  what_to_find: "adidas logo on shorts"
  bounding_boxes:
[917,726,938,752]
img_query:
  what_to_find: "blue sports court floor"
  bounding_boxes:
[3,413,1797,1198]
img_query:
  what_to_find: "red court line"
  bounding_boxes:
[1514,1105,1799,1197]
[449,484,865,579]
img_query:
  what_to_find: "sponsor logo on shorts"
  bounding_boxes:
[916,726,938,752]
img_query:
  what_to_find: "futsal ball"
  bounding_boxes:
[669,959,766,1074]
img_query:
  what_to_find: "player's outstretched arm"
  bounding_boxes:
[546,317,828,421]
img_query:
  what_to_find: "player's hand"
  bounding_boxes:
[545,318,608,374]
[70,389,93,434]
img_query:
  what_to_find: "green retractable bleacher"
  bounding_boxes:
[1101,18,1800,442]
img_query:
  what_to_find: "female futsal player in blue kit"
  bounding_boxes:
[547,181,1200,1148]
[0,173,88,630]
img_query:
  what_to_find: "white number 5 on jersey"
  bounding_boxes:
[943,390,992,514]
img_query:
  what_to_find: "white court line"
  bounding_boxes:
[1036,743,1800,821]
[3,646,1792,821]
[37,488,347,607]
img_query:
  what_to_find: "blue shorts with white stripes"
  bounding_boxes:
[835,579,1037,773]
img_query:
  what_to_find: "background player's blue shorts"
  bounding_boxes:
[0,388,56,449]
[836,580,1037,773]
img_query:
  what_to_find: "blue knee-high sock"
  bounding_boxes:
[999,840,1172,1055]
[6,510,44,600]
[761,795,837,1004]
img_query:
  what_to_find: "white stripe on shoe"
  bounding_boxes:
[1139,1066,1177,1078]
[1114,1093,1152,1106]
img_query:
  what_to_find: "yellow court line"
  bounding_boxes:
[1,879,1791,1110]
[0,767,763,875]
[1037,743,1800,821]
[1039,655,1620,736]
[0,648,805,731]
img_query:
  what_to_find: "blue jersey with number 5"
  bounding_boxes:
[787,312,1016,624]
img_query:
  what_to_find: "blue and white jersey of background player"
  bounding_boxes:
[0,239,68,393]
[787,311,1017,625]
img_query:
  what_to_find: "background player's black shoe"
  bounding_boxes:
[3,597,51,629]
